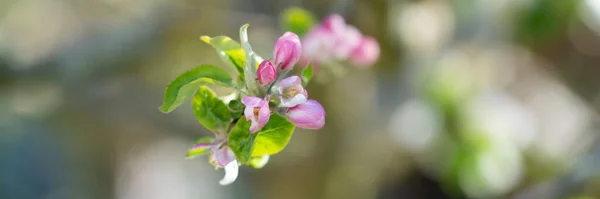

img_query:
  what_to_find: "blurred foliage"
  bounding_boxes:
[280,7,317,37]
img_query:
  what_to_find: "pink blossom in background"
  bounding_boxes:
[301,14,380,68]
[350,36,380,68]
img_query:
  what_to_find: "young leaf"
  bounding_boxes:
[228,114,296,164]
[160,65,233,113]
[186,137,214,158]
[228,117,256,163]
[193,86,232,132]
[227,99,244,118]
[280,7,317,37]
[301,63,313,87]
[200,36,246,80]
[239,24,262,96]
[251,114,295,157]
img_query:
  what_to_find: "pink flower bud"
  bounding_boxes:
[242,97,271,133]
[287,99,326,130]
[257,60,276,85]
[278,76,308,107]
[274,32,302,71]
[350,36,380,68]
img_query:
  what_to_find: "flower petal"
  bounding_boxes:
[249,119,260,133]
[219,160,239,186]
[243,96,262,121]
[257,100,271,129]
[287,99,326,129]
[241,96,262,106]
[278,76,302,91]
[281,93,307,107]
[213,146,236,167]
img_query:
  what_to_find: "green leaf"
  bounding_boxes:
[228,117,256,163]
[193,86,232,132]
[159,65,233,113]
[228,99,244,118]
[248,155,270,169]
[228,114,295,164]
[280,7,317,37]
[252,114,295,157]
[239,24,262,96]
[200,36,246,80]
[186,137,214,158]
[301,63,313,87]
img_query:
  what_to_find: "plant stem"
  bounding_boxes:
[266,68,290,96]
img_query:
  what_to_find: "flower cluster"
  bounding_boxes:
[191,31,325,185]
[243,32,326,133]
[302,14,380,68]
[162,10,378,187]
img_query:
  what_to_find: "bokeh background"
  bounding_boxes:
[2,0,600,198]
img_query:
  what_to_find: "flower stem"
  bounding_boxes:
[266,66,290,95]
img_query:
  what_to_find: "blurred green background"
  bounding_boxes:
[2,0,600,198]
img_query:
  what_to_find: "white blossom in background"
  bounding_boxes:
[455,92,533,197]
[459,137,523,198]
[392,0,454,54]
[461,91,538,149]
[523,79,594,161]
[388,99,442,153]
[580,0,600,36]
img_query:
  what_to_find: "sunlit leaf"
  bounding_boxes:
[251,115,295,157]
[193,86,232,132]
[200,36,246,80]
[228,114,295,163]
[159,65,233,113]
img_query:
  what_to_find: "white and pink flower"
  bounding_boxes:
[278,76,308,107]
[242,96,271,133]
[188,139,239,185]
